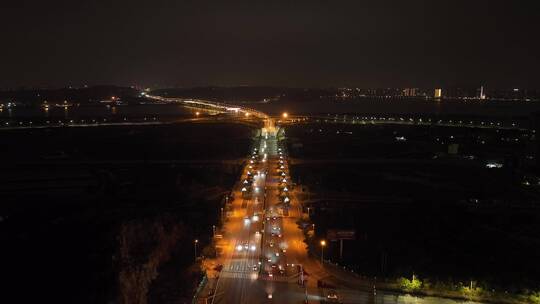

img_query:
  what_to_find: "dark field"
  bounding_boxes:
[0,122,253,303]
[286,123,540,292]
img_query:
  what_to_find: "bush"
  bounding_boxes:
[398,276,423,292]
[529,291,540,304]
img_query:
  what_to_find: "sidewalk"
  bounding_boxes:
[194,276,217,304]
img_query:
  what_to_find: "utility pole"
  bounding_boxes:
[299,264,308,303]
[194,239,199,261]
[339,239,344,260]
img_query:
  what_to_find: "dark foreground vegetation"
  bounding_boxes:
[0,122,253,303]
[287,122,540,301]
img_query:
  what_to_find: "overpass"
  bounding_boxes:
[146,94,276,135]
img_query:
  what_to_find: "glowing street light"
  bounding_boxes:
[320,240,326,264]
[282,112,288,118]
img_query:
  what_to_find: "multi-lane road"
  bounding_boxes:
[210,128,309,303]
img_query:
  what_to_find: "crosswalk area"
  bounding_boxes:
[220,271,298,283]
[226,263,254,273]
[220,271,254,279]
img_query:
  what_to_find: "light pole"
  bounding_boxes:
[320,240,326,264]
[295,263,308,303]
[194,239,199,261]
[212,225,216,238]
[220,207,224,220]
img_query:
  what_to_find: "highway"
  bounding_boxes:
[146,94,275,132]
[209,128,307,303]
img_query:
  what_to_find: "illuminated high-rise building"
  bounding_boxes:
[434,88,442,98]
[478,86,486,99]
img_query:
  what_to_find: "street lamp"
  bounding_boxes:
[282,112,288,119]
[320,240,326,264]
[194,239,199,261]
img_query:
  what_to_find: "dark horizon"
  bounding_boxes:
[2,84,540,92]
[2,1,539,89]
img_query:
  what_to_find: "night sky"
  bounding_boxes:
[2,1,539,89]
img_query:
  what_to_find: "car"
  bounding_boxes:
[327,290,340,302]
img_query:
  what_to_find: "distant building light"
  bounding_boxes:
[486,162,503,169]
